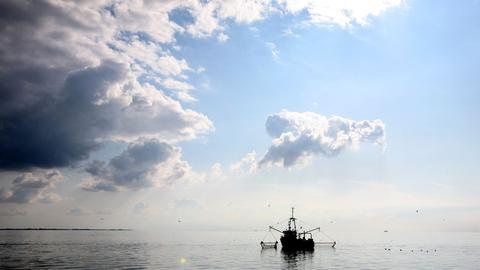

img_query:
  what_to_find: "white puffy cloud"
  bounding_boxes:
[259,111,386,168]
[210,163,225,179]
[108,37,191,78]
[82,139,190,191]
[217,32,230,43]
[215,0,272,24]
[188,152,258,183]
[187,1,221,38]
[161,78,194,92]
[277,0,404,28]
[230,151,258,175]
[283,27,300,38]
[0,170,63,204]
[110,0,185,44]
[265,42,279,60]
[160,78,196,102]
[184,0,271,37]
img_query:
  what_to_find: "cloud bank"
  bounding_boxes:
[0,1,219,171]
[259,111,386,168]
[278,0,404,28]
[0,61,212,170]
[82,139,190,191]
[0,0,400,194]
[0,170,63,203]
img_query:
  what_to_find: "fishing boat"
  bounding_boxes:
[261,208,336,250]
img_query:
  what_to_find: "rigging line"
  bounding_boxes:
[320,231,334,241]
[270,230,277,241]
[262,229,278,241]
[261,231,270,241]
[295,218,318,228]
[274,218,289,225]
[295,218,334,237]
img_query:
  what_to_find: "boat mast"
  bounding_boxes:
[288,207,296,231]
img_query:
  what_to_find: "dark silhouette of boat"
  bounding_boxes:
[262,208,336,251]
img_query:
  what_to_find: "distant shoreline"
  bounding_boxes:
[0,228,132,231]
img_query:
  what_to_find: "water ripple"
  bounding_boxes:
[0,231,479,269]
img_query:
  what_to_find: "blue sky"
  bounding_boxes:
[0,0,479,232]
[182,0,480,190]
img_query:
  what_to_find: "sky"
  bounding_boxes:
[0,0,479,232]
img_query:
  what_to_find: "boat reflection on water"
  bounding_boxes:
[281,249,314,269]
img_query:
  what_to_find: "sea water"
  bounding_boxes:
[0,230,479,269]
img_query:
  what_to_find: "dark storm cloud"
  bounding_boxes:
[0,58,212,170]
[0,0,102,114]
[82,139,190,191]
[0,0,212,171]
[0,0,106,169]
[0,1,79,29]
[0,61,123,169]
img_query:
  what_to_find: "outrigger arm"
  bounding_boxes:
[304,227,321,234]
[269,226,283,234]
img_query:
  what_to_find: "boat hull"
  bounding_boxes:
[280,235,315,250]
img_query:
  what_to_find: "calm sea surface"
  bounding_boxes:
[0,230,479,269]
